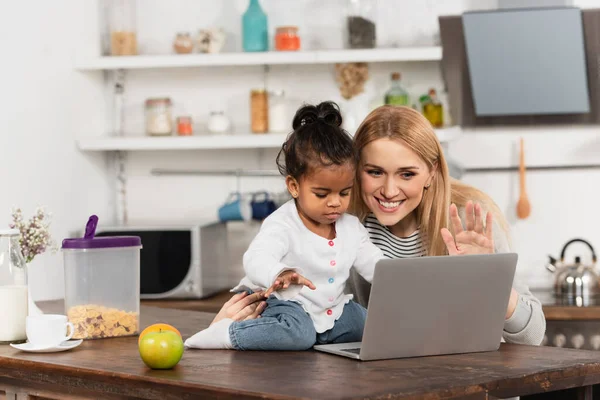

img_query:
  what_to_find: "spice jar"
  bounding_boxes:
[173,32,194,54]
[145,98,173,136]
[176,116,193,136]
[269,90,288,133]
[208,111,232,134]
[275,26,300,51]
[108,0,138,56]
[346,0,377,49]
[251,89,268,133]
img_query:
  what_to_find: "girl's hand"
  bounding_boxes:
[211,291,267,326]
[264,271,316,298]
[440,201,495,256]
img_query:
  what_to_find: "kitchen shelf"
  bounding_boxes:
[77,133,289,151]
[74,47,442,71]
[77,126,460,151]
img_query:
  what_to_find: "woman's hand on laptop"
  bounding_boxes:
[441,201,495,256]
[264,271,316,298]
[211,291,267,326]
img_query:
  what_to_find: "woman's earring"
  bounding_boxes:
[424,183,431,190]
[291,192,298,198]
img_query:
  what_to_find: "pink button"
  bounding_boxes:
[330,260,336,267]
[328,241,334,247]
[326,309,333,316]
[328,297,334,302]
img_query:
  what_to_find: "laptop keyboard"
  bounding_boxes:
[341,348,361,355]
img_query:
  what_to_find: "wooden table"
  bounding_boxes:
[141,289,600,321]
[0,303,599,399]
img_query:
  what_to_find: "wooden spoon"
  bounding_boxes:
[516,137,531,219]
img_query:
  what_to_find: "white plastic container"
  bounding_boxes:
[62,234,142,339]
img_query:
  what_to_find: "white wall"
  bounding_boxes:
[0,1,112,301]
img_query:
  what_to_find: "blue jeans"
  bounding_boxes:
[229,297,367,351]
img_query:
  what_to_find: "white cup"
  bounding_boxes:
[26,314,74,348]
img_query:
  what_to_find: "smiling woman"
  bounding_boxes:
[347,105,546,346]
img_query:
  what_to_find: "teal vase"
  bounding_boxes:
[242,0,268,52]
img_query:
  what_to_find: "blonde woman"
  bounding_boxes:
[347,105,545,345]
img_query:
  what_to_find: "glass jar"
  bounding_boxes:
[176,116,193,136]
[0,230,28,344]
[269,90,289,133]
[275,26,301,51]
[346,0,377,49]
[208,111,232,134]
[251,89,268,133]
[62,235,142,339]
[145,98,173,136]
[173,32,194,54]
[108,0,138,56]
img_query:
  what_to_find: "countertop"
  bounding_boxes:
[142,289,600,321]
[0,300,599,399]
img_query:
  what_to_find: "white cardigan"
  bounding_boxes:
[232,200,384,333]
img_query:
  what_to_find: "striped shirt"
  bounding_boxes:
[364,214,426,258]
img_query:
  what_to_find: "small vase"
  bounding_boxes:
[242,0,268,52]
[26,262,43,316]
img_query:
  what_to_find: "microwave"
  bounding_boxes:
[93,221,234,299]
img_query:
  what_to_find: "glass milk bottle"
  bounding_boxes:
[0,230,28,344]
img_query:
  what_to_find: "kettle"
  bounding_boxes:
[546,238,599,305]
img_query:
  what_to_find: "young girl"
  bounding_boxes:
[184,101,384,351]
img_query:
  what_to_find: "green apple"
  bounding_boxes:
[138,330,184,369]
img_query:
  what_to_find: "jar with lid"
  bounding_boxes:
[107,0,138,56]
[275,26,301,51]
[251,89,269,133]
[269,90,289,133]
[0,229,28,344]
[145,98,173,136]
[173,32,194,54]
[345,0,377,49]
[62,216,142,340]
[176,116,193,136]
[208,111,232,134]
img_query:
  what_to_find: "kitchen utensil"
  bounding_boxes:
[516,137,531,219]
[546,238,600,304]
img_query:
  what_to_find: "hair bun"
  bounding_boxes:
[292,101,343,130]
[316,101,343,127]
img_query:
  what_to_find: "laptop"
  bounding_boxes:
[313,253,518,361]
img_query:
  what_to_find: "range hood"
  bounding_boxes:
[439,6,600,126]
[463,7,590,117]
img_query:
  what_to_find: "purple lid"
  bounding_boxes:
[62,236,142,250]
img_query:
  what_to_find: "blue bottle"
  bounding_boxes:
[242,0,268,52]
